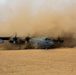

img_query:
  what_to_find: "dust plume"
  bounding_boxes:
[0,0,76,49]
[8,3,76,38]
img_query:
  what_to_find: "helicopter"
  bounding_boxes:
[24,36,64,49]
[0,33,26,44]
[0,34,64,49]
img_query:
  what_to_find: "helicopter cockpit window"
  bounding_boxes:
[45,38,51,40]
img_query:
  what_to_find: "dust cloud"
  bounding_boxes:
[6,3,76,38]
[0,0,76,48]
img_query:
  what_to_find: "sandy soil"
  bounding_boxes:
[0,48,76,75]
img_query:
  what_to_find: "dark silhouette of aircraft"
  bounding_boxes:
[0,34,24,44]
[0,35,64,49]
[24,36,64,49]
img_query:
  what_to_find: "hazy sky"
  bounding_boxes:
[0,0,76,23]
[0,0,76,36]
[0,0,76,15]
[0,0,75,21]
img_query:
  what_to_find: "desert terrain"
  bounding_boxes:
[0,0,76,75]
[0,48,76,75]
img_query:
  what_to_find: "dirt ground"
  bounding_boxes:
[0,48,76,75]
